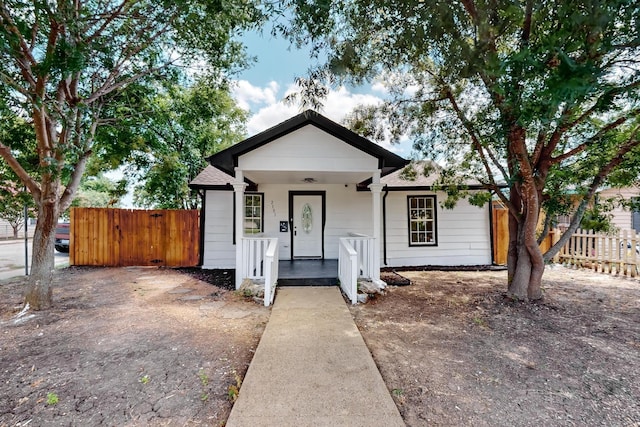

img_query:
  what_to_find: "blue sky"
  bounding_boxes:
[231,30,414,157]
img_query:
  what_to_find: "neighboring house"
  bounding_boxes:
[189,110,493,300]
[0,218,15,239]
[597,186,640,233]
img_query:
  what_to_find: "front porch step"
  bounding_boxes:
[277,259,338,287]
[277,277,338,287]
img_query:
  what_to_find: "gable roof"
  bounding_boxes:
[206,109,408,177]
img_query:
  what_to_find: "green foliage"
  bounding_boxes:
[284,0,640,268]
[398,165,417,181]
[198,368,209,386]
[468,192,493,208]
[71,174,127,208]
[128,79,247,209]
[46,392,59,405]
[0,113,36,234]
[0,0,262,209]
[0,0,263,306]
[580,206,614,233]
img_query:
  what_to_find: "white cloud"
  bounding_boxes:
[246,102,299,135]
[231,80,279,111]
[371,81,388,94]
[231,80,412,155]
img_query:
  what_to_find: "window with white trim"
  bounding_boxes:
[244,193,263,234]
[408,195,437,246]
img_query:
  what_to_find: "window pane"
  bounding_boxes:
[408,196,436,245]
[244,194,263,233]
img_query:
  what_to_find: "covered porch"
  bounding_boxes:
[203,110,408,306]
[240,233,381,306]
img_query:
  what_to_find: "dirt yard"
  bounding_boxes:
[0,267,269,426]
[1,265,639,426]
[352,266,640,426]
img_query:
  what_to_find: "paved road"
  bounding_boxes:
[0,240,69,281]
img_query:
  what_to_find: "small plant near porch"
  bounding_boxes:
[236,279,265,305]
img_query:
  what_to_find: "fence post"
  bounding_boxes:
[631,232,638,277]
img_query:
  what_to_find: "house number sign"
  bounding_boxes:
[302,203,313,233]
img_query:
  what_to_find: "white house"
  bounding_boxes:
[189,110,493,305]
[597,186,640,233]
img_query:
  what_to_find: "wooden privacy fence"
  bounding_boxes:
[69,208,199,267]
[492,208,552,265]
[554,228,639,277]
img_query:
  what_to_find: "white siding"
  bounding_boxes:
[258,184,373,260]
[238,125,378,173]
[384,191,492,267]
[598,187,640,232]
[200,187,493,269]
[201,191,235,269]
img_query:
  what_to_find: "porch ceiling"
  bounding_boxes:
[243,169,374,185]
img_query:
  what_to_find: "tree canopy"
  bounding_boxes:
[0,0,263,309]
[127,79,247,210]
[0,111,36,237]
[284,0,640,299]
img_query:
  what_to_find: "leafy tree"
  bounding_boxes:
[0,173,34,238]
[0,0,262,309]
[129,80,247,209]
[284,0,640,300]
[71,174,127,209]
[0,112,36,238]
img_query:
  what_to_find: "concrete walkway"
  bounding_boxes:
[226,286,405,427]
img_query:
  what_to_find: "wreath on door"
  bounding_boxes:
[302,203,313,233]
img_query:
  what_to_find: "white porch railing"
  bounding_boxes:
[339,238,358,304]
[263,239,279,306]
[345,233,375,279]
[242,237,279,306]
[339,234,376,304]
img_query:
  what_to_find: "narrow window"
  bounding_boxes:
[244,193,263,234]
[632,197,640,233]
[408,195,437,246]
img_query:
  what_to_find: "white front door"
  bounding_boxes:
[292,195,323,258]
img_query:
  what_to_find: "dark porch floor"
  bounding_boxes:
[278,259,338,286]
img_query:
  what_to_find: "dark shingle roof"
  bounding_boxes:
[206,109,408,177]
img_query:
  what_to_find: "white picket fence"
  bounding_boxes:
[554,228,639,277]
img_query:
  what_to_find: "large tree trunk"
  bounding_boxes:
[507,181,545,301]
[506,126,545,301]
[23,187,59,310]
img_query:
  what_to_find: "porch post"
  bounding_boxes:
[233,168,247,289]
[369,170,383,281]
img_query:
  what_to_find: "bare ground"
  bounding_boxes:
[351,265,640,427]
[1,265,639,426]
[0,267,269,427]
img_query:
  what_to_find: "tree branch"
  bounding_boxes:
[521,0,533,47]
[551,113,636,164]
[544,127,640,261]
[0,140,41,198]
[84,0,129,45]
[444,87,514,213]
